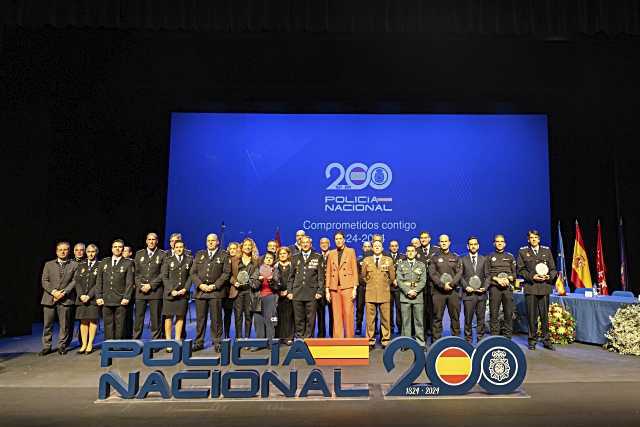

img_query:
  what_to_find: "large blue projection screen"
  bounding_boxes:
[166,114,550,254]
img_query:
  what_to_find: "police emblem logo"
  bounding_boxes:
[120,267,125,273]
[81,268,86,274]
[200,255,205,261]
[93,270,98,276]
[156,257,160,264]
[140,256,145,263]
[104,264,108,270]
[438,258,444,263]
[170,262,175,268]
[491,257,497,261]
[488,350,510,381]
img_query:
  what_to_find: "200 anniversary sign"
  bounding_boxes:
[99,336,526,399]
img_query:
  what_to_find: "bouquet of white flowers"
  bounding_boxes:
[604,304,640,356]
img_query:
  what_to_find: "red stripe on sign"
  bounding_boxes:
[440,348,468,357]
[305,338,369,346]
[440,374,469,384]
[314,358,370,366]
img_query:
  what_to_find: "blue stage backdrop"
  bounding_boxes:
[166,113,550,255]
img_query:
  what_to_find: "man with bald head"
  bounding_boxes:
[428,234,462,341]
[288,230,306,256]
[133,232,166,339]
[191,233,231,352]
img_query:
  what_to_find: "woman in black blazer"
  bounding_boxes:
[274,247,295,345]
[73,244,101,354]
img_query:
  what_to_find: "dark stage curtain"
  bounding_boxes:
[2,0,640,37]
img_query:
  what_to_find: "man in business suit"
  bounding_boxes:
[460,236,487,343]
[386,240,405,335]
[483,234,517,341]
[288,230,305,256]
[96,239,135,340]
[288,236,324,339]
[361,241,396,349]
[133,232,166,340]
[517,230,558,351]
[316,237,333,337]
[325,231,359,338]
[191,233,231,352]
[40,241,78,355]
[416,231,440,342]
[355,240,372,336]
[397,245,427,348]
[429,235,463,341]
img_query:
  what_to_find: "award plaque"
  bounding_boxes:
[535,263,549,276]
[260,264,274,280]
[497,272,509,279]
[469,275,482,290]
[440,273,453,285]
[237,270,250,286]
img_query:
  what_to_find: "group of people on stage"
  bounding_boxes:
[39,229,558,356]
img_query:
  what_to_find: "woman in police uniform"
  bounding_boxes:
[162,240,193,349]
[73,244,100,354]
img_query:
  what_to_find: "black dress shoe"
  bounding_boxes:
[356,328,362,336]
[368,344,375,350]
[543,343,555,351]
[192,344,203,352]
[85,348,95,355]
[39,348,53,356]
[76,349,86,355]
[528,344,536,350]
[58,347,67,355]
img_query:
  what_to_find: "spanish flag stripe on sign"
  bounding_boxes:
[304,338,370,366]
[435,347,472,385]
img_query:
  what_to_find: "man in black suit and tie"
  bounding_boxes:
[190,233,231,352]
[40,241,78,355]
[386,240,405,335]
[133,233,166,340]
[96,239,135,340]
[460,236,487,343]
[416,231,440,341]
[288,236,325,339]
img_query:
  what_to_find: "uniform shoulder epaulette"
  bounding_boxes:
[541,245,549,249]
[519,246,528,250]
[135,249,145,255]
[505,252,514,257]
[101,256,111,262]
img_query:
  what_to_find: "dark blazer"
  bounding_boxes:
[517,245,558,295]
[460,253,487,300]
[288,252,325,302]
[228,256,260,299]
[41,259,78,306]
[428,252,463,294]
[273,262,293,292]
[96,257,135,306]
[190,249,231,299]
[73,260,99,305]
[162,254,193,300]
[134,248,166,300]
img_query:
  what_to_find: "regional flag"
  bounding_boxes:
[596,220,609,295]
[571,220,593,288]
[555,221,568,295]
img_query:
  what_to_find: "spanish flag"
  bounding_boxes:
[571,220,593,289]
[434,347,472,385]
[305,338,370,366]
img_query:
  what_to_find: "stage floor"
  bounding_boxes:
[2,320,639,426]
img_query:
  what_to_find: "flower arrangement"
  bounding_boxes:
[540,303,576,344]
[604,304,640,356]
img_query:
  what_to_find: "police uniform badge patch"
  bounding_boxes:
[492,257,497,261]
[81,268,86,274]
[120,267,125,273]
[170,262,175,268]
[104,264,108,270]
[438,258,444,263]
[93,270,98,276]
[156,257,160,264]
[140,256,145,262]
[200,255,205,261]
[488,350,510,382]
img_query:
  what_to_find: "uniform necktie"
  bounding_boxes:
[375,257,380,268]
[409,261,414,268]
[304,253,309,262]
[533,248,538,256]
[178,256,183,264]
[112,259,117,267]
